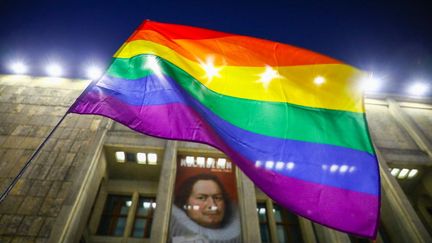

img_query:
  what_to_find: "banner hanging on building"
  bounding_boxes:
[69,20,380,238]
[170,155,241,242]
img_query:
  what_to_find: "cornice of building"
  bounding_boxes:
[0,74,89,90]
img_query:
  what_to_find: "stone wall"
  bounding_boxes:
[0,75,108,243]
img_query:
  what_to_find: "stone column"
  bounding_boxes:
[236,169,261,242]
[298,217,318,243]
[312,223,350,243]
[124,192,139,238]
[150,140,177,243]
[265,199,278,242]
[49,118,111,243]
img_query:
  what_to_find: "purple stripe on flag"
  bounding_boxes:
[241,160,379,238]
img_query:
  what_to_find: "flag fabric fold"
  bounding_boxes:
[69,20,380,238]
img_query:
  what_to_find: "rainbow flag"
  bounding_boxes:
[69,20,380,238]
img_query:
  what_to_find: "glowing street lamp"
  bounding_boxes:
[9,61,28,74]
[86,66,102,80]
[360,73,382,93]
[46,63,63,77]
[408,82,429,96]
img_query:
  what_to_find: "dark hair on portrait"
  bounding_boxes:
[174,173,233,227]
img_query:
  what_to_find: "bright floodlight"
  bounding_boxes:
[137,152,146,164]
[46,63,63,77]
[407,169,418,179]
[390,168,400,177]
[147,153,158,165]
[115,151,125,163]
[360,73,382,93]
[86,66,102,80]
[408,82,429,96]
[9,61,28,74]
[398,168,410,179]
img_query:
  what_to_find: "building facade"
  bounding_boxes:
[0,74,431,243]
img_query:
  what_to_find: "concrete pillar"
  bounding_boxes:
[124,192,139,237]
[150,140,177,243]
[265,199,278,242]
[88,179,108,234]
[298,217,318,243]
[49,119,111,243]
[236,169,261,242]
[312,223,350,243]
[377,149,432,242]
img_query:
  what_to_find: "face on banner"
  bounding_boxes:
[186,179,225,228]
[169,156,241,243]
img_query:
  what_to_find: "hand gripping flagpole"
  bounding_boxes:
[0,80,96,204]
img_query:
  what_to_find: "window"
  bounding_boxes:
[114,151,159,165]
[427,206,432,216]
[389,167,419,179]
[87,146,161,241]
[257,202,271,243]
[256,202,304,243]
[132,197,156,238]
[97,194,156,238]
[126,152,137,163]
[273,204,303,243]
[97,195,131,236]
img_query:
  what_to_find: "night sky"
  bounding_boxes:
[1,0,431,96]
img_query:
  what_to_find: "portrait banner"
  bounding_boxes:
[169,155,241,243]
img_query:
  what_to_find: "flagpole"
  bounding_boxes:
[0,80,96,204]
[0,112,68,203]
